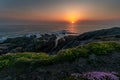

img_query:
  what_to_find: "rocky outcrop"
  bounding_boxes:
[0,33,76,54]
[0,27,120,54]
[62,27,120,49]
[77,27,120,40]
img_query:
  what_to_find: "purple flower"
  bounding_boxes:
[82,72,119,80]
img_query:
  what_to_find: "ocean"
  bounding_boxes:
[0,24,120,41]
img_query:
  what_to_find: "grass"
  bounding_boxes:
[0,41,120,71]
[83,41,120,55]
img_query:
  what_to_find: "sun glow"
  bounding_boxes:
[68,16,77,24]
[65,12,77,24]
[72,21,75,24]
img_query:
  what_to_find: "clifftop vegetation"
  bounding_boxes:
[0,41,120,71]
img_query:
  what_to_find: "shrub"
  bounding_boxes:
[57,48,88,62]
[0,60,9,70]
[0,52,53,70]
[83,42,120,55]
[57,49,77,62]
[31,53,50,60]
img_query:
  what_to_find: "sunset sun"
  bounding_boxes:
[72,21,75,24]
[68,16,77,24]
[68,18,76,24]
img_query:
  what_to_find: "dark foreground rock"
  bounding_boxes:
[0,34,76,54]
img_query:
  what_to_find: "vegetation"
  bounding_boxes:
[62,72,119,80]
[0,41,120,71]
[83,41,120,55]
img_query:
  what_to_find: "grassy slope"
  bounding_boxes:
[0,41,120,71]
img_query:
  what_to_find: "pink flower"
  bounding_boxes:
[82,72,119,80]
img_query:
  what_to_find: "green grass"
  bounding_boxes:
[0,41,120,71]
[83,41,120,55]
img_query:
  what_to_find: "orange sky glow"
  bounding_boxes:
[0,0,120,24]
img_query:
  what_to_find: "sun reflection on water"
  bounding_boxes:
[67,24,78,34]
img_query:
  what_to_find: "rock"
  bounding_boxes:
[3,76,12,80]
[77,27,120,40]
[0,27,120,55]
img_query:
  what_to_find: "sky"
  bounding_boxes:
[0,0,120,24]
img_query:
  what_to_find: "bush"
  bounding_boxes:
[0,52,53,70]
[0,60,9,70]
[57,48,88,62]
[83,42,120,55]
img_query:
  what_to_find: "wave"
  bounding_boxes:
[0,30,77,43]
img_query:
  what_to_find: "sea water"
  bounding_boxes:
[0,24,119,42]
